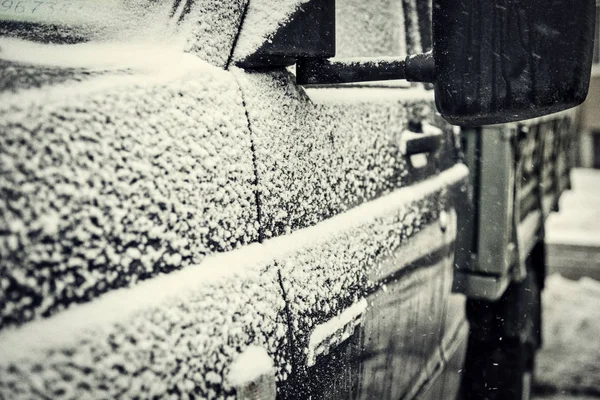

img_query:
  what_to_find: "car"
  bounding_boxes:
[0,0,594,399]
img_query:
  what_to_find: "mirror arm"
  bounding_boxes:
[296,52,435,86]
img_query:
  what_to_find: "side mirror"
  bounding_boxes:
[432,0,596,126]
[255,0,596,126]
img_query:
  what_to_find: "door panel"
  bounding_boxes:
[274,196,463,399]
[235,65,467,398]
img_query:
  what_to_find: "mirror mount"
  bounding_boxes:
[296,52,435,86]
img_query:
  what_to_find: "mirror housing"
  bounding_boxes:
[433,0,596,126]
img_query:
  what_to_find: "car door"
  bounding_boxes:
[232,1,470,398]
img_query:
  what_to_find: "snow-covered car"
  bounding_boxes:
[0,1,594,399]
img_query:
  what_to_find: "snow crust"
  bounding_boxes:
[0,263,288,399]
[536,274,600,393]
[0,59,258,329]
[0,58,115,93]
[0,37,191,71]
[0,2,463,394]
[178,0,247,67]
[0,163,467,357]
[0,0,176,42]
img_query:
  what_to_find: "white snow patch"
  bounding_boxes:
[0,0,182,44]
[227,345,274,387]
[0,164,468,364]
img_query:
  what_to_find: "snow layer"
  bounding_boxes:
[0,165,466,399]
[0,164,466,360]
[0,264,289,400]
[0,0,175,43]
[0,60,258,330]
[0,0,247,68]
[0,37,192,71]
[234,68,456,239]
[227,345,275,387]
[277,190,448,367]
[536,274,600,394]
[307,298,368,366]
[178,0,247,67]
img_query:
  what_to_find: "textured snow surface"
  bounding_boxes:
[232,0,308,60]
[0,37,191,71]
[536,275,600,394]
[0,165,467,359]
[0,165,466,399]
[0,265,288,400]
[0,61,258,329]
[278,190,446,366]
[235,68,454,239]
[307,298,368,366]
[227,345,275,387]
[0,0,176,43]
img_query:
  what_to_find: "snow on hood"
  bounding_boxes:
[0,37,191,71]
[0,0,248,68]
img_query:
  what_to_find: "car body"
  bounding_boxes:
[0,0,577,399]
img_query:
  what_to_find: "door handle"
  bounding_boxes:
[401,122,443,156]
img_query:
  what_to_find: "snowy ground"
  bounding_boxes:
[534,275,600,397]
[546,168,600,248]
[534,169,600,399]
